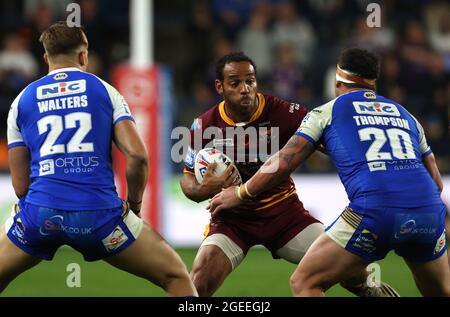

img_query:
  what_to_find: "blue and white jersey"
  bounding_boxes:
[296,90,442,208]
[7,67,133,210]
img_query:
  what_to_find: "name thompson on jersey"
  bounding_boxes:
[296,90,441,208]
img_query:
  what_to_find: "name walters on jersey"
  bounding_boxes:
[7,67,133,210]
[36,80,88,113]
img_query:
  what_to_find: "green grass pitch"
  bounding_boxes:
[1,246,420,297]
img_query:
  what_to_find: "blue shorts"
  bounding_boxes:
[5,201,143,261]
[326,203,447,263]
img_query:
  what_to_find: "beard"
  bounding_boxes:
[229,96,257,119]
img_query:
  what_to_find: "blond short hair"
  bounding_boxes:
[39,21,88,57]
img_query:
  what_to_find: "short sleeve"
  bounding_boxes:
[294,99,335,145]
[7,90,26,149]
[183,118,200,172]
[97,78,134,124]
[412,116,432,157]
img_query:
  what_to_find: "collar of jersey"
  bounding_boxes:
[219,93,266,126]
[48,67,83,75]
[339,89,374,97]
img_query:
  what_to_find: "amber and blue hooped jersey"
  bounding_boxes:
[7,67,133,210]
[295,90,442,209]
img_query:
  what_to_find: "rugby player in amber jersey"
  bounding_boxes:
[210,49,450,297]
[181,52,398,297]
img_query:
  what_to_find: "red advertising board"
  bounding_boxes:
[111,65,160,231]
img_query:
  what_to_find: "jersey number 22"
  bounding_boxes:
[37,112,94,157]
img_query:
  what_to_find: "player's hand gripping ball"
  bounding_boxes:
[194,147,241,184]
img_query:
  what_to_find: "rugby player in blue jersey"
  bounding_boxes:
[209,48,450,296]
[3,21,197,296]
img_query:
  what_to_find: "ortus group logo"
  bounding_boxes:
[39,156,99,175]
[37,80,86,100]
[55,156,99,174]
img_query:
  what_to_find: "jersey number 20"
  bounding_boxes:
[37,112,93,157]
[358,127,416,161]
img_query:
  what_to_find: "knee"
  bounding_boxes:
[189,245,232,296]
[290,268,325,296]
[190,267,215,297]
[290,270,308,296]
[158,262,191,289]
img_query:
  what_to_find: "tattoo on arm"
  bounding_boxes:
[278,135,315,172]
[285,135,301,148]
[247,135,315,196]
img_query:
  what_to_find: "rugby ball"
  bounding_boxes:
[194,148,241,184]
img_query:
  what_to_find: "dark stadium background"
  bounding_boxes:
[0,0,448,297]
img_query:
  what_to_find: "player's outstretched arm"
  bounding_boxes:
[113,120,148,214]
[246,135,315,197]
[8,146,30,198]
[423,153,443,192]
[180,162,239,203]
[208,135,315,215]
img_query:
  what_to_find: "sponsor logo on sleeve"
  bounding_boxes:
[190,118,201,131]
[122,100,130,114]
[37,80,86,100]
[184,146,196,169]
[301,112,311,124]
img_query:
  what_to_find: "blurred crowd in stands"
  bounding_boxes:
[0,0,449,174]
